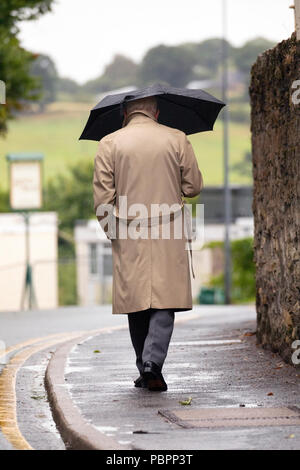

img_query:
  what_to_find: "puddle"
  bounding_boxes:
[22,365,45,372]
[170,339,242,346]
[65,366,93,374]
[65,354,93,374]
[95,425,118,434]
[167,372,220,383]
[167,363,197,369]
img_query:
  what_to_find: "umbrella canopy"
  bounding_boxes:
[79,83,225,141]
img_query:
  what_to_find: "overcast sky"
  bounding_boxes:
[18,0,295,83]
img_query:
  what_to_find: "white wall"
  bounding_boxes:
[0,212,58,312]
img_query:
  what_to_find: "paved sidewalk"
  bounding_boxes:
[48,306,300,450]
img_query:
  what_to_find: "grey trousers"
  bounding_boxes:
[127,308,175,374]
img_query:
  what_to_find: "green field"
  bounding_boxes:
[0,102,252,190]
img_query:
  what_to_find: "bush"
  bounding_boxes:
[206,237,255,303]
[57,241,77,306]
[0,187,9,212]
[44,159,94,233]
[44,160,94,305]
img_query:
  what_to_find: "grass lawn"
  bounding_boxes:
[0,102,252,190]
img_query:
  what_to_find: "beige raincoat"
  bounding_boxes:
[93,110,203,314]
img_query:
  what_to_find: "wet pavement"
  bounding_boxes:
[63,306,300,450]
[1,305,300,450]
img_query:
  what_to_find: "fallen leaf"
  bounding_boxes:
[93,350,101,353]
[267,392,274,396]
[179,397,192,406]
[288,434,295,439]
[244,331,256,337]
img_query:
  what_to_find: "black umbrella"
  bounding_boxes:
[79,83,225,141]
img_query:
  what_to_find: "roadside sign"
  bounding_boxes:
[6,154,43,210]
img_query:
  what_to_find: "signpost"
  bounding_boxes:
[6,153,44,310]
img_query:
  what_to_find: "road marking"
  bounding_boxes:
[0,324,130,360]
[0,332,87,450]
[0,331,85,360]
[171,339,242,346]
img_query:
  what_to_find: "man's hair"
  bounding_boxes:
[125,96,158,117]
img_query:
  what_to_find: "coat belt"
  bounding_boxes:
[114,204,195,279]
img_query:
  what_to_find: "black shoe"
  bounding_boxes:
[142,361,168,392]
[134,375,148,388]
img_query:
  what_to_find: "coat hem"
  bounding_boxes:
[112,304,193,314]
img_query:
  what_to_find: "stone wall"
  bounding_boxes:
[250,33,300,364]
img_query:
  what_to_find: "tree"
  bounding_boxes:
[138,45,194,87]
[183,38,234,79]
[0,0,54,135]
[30,54,58,110]
[0,32,40,135]
[44,159,94,233]
[44,159,94,307]
[0,1,53,33]
[57,77,80,95]
[84,54,138,94]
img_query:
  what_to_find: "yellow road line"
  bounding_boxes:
[0,331,91,360]
[0,331,86,450]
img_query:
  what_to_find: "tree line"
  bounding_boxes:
[0,0,275,134]
[38,37,275,105]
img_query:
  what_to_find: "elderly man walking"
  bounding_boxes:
[93,96,203,391]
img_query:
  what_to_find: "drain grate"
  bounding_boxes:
[159,406,300,429]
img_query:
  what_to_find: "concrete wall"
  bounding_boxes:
[0,212,58,311]
[250,33,300,363]
[75,220,113,306]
